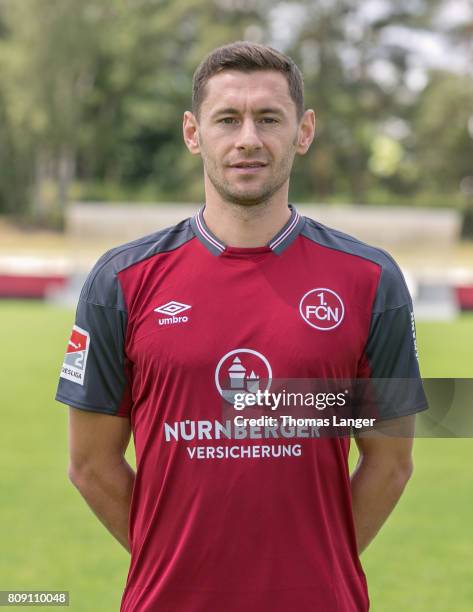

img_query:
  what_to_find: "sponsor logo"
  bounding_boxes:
[60,325,90,385]
[215,348,272,404]
[154,301,191,326]
[299,288,345,331]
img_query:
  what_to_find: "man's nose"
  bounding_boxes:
[235,118,263,151]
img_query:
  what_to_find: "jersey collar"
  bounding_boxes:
[191,204,305,256]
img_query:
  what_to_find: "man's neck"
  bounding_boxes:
[202,194,292,249]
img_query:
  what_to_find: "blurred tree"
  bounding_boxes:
[284,0,449,203]
[0,4,31,216]
[0,0,109,224]
[414,71,473,192]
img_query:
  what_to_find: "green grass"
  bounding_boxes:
[0,302,128,611]
[0,302,472,611]
[415,314,473,377]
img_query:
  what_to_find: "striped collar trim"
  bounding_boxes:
[268,205,303,253]
[191,207,226,255]
[191,204,304,256]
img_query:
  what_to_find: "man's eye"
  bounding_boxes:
[260,117,278,124]
[219,118,237,124]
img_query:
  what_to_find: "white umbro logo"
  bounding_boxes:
[154,301,191,316]
[154,301,191,326]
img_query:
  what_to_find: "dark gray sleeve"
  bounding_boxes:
[365,305,421,379]
[358,256,428,420]
[55,256,131,416]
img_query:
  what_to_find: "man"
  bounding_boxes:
[56,41,427,611]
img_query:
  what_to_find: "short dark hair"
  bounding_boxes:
[192,41,305,121]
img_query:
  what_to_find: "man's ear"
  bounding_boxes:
[183,111,201,155]
[295,109,316,155]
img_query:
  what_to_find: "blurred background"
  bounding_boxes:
[0,0,472,610]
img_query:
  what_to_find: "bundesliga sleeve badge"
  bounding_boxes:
[60,325,90,385]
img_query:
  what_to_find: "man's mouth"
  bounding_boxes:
[228,161,268,173]
[230,161,267,168]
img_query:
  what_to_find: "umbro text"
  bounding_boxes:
[158,315,189,326]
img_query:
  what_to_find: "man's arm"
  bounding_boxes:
[68,406,135,552]
[350,415,415,555]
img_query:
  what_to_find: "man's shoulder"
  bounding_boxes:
[301,215,410,310]
[301,215,395,269]
[79,217,195,307]
[92,216,194,276]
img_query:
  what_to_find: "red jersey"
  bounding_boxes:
[56,205,427,611]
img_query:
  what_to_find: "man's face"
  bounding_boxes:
[183,70,315,207]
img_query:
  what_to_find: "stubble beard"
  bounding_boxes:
[200,140,297,208]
